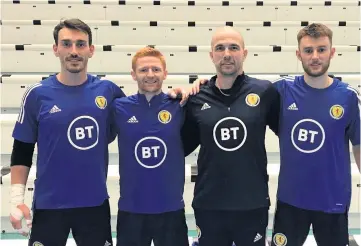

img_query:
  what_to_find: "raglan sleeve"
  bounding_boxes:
[108,80,126,99]
[12,84,41,144]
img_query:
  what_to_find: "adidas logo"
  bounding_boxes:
[287,103,298,110]
[201,103,211,110]
[253,233,262,242]
[49,105,61,114]
[127,116,138,123]
[104,240,112,246]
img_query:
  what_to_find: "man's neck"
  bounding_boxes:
[304,72,333,89]
[56,70,88,86]
[216,75,238,89]
[139,90,162,102]
[216,71,244,89]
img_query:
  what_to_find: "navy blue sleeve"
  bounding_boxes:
[107,99,118,144]
[107,82,125,143]
[181,102,200,156]
[265,82,281,135]
[111,82,127,98]
[346,86,360,146]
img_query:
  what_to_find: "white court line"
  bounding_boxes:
[303,235,318,246]
[354,235,361,246]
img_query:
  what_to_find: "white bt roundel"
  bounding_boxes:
[291,119,325,153]
[67,115,99,150]
[135,137,167,168]
[213,117,247,151]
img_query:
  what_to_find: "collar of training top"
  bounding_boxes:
[210,73,246,97]
[136,91,167,105]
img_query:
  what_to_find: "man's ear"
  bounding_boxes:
[53,44,59,57]
[131,70,137,81]
[296,49,302,61]
[89,44,95,58]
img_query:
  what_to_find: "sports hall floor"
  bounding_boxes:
[1,153,360,245]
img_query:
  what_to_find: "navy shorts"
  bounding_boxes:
[194,207,268,246]
[116,208,189,246]
[271,200,349,246]
[28,199,113,246]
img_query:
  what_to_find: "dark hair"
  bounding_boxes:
[297,23,333,46]
[53,18,92,45]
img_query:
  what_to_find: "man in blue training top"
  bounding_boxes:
[9,18,126,246]
[271,23,360,246]
[111,46,197,246]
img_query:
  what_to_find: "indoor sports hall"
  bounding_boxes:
[0,0,360,245]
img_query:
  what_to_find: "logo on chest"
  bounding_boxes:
[158,110,172,124]
[329,104,344,120]
[245,93,260,107]
[135,137,167,168]
[213,117,247,151]
[95,96,107,109]
[291,119,325,153]
[67,115,99,150]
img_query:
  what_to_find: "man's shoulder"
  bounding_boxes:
[188,83,214,102]
[89,75,119,89]
[244,75,276,95]
[334,79,360,96]
[26,75,55,97]
[114,94,136,104]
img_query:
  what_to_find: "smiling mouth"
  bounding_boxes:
[67,59,82,62]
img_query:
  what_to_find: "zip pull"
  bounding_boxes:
[228,107,230,111]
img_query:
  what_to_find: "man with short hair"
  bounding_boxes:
[185,26,280,246]
[111,46,196,246]
[271,23,360,246]
[10,18,125,246]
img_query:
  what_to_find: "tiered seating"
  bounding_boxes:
[0,0,360,235]
[1,44,360,73]
[1,0,359,22]
[2,20,360,45]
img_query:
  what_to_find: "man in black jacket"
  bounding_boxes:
[183,26,280,246]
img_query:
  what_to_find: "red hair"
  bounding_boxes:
[132,46,166,71]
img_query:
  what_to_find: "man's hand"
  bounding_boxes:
[167,77,209,105]
[190,78,209,95]
[167,87,190,106]
[10,204,32,236]
[10,184,32,237]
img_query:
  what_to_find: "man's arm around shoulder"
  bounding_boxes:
[181,102,200,157]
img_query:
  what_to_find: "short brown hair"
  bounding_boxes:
[297,23,333,46]
[132,46,166,71]
[53,18,92,45]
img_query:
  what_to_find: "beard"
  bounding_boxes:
[216,63,240,77]
[302,58,331,77]
[64,57,86,73]
[66,65,84,73]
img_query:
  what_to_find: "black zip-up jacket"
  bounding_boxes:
[181,73,280,211]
